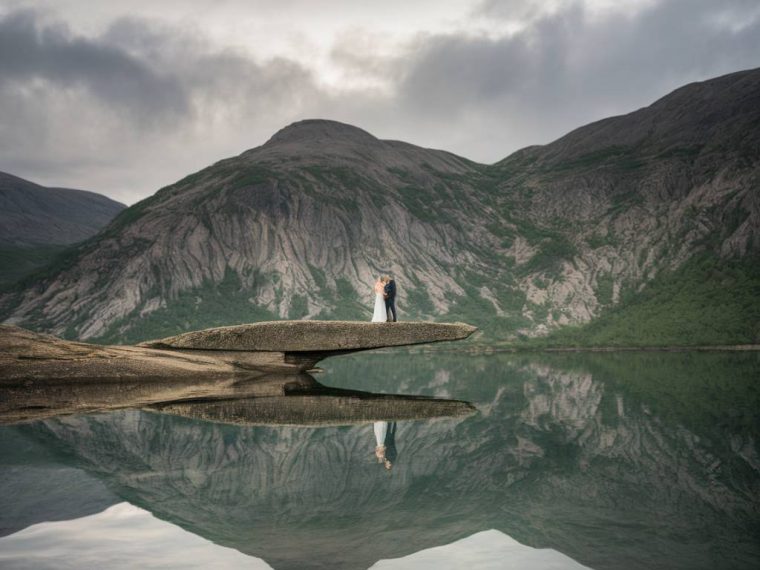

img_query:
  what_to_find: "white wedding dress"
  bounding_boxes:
[372,292,387,322]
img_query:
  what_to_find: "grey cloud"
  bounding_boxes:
[0,10,318,129]
[99,16,320,123]
[0,10,189,124]
[390,0,760,159]
[1,1,760,203]
[0,9,322,203]
[473,0,545,22]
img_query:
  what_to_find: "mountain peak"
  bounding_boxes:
[265,119,380,147]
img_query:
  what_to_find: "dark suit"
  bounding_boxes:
[383,280,397,322]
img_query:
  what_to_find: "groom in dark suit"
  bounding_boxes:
[383,276,397,322]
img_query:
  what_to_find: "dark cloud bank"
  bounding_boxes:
[1,0,759,203]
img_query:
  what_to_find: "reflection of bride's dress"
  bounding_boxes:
[374,421,388,446]
[372,293,387,322]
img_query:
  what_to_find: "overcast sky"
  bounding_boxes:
[1,0,759,204]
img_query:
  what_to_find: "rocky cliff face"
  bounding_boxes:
[2,69,758,342]
[490,68,760,335]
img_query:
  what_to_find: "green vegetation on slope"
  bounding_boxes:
[0,245,70,290]
[93,269,277,344]
[532,253,760,347]
[91,268,377,344]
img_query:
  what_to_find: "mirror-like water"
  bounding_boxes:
[1,351,759,569]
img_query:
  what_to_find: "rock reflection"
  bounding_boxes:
[149,376,476,427]
[0,372,476,427]
[0,373,266,425]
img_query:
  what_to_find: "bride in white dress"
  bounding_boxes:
[371,277,387,322]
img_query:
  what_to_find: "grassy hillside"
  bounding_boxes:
[527,254,760,347]
[0,245,69,289]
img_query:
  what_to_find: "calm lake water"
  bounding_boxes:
[1,350,759,569]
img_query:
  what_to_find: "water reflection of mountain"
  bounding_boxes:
[0,427,118,537]
[8,352,760,570]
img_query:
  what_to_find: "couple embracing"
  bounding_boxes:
[372,276,397,323]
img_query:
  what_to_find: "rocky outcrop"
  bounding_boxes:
[0,325,245,381]
[140,320,477,352]
[0,320,477,382]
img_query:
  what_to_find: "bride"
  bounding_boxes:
[371,277,387,322]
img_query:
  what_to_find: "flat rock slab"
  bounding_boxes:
[1,320,477,382]
[0,325,247,381]
[139,320,478,352]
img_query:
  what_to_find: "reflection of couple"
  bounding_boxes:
[372,276,397,323]
[373,421,397,471]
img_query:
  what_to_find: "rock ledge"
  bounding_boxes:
[1,320,477,380]
[139,320,477,352]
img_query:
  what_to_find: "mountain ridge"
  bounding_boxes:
[527,67,760,167]
[0,172,126,289]
[0,171,126,247]
[2,68,759,344]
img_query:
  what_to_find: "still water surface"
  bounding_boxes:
[1,351,759,569]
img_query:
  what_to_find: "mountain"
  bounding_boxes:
[1,69,759,344]
[0,172,126,288]
[0,171,126,247]
[0,120,499,340]
[488,67,760,345]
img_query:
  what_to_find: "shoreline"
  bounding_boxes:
[526,344,760,353]
[410,343,760,355]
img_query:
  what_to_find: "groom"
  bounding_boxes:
[383,275,397,322]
